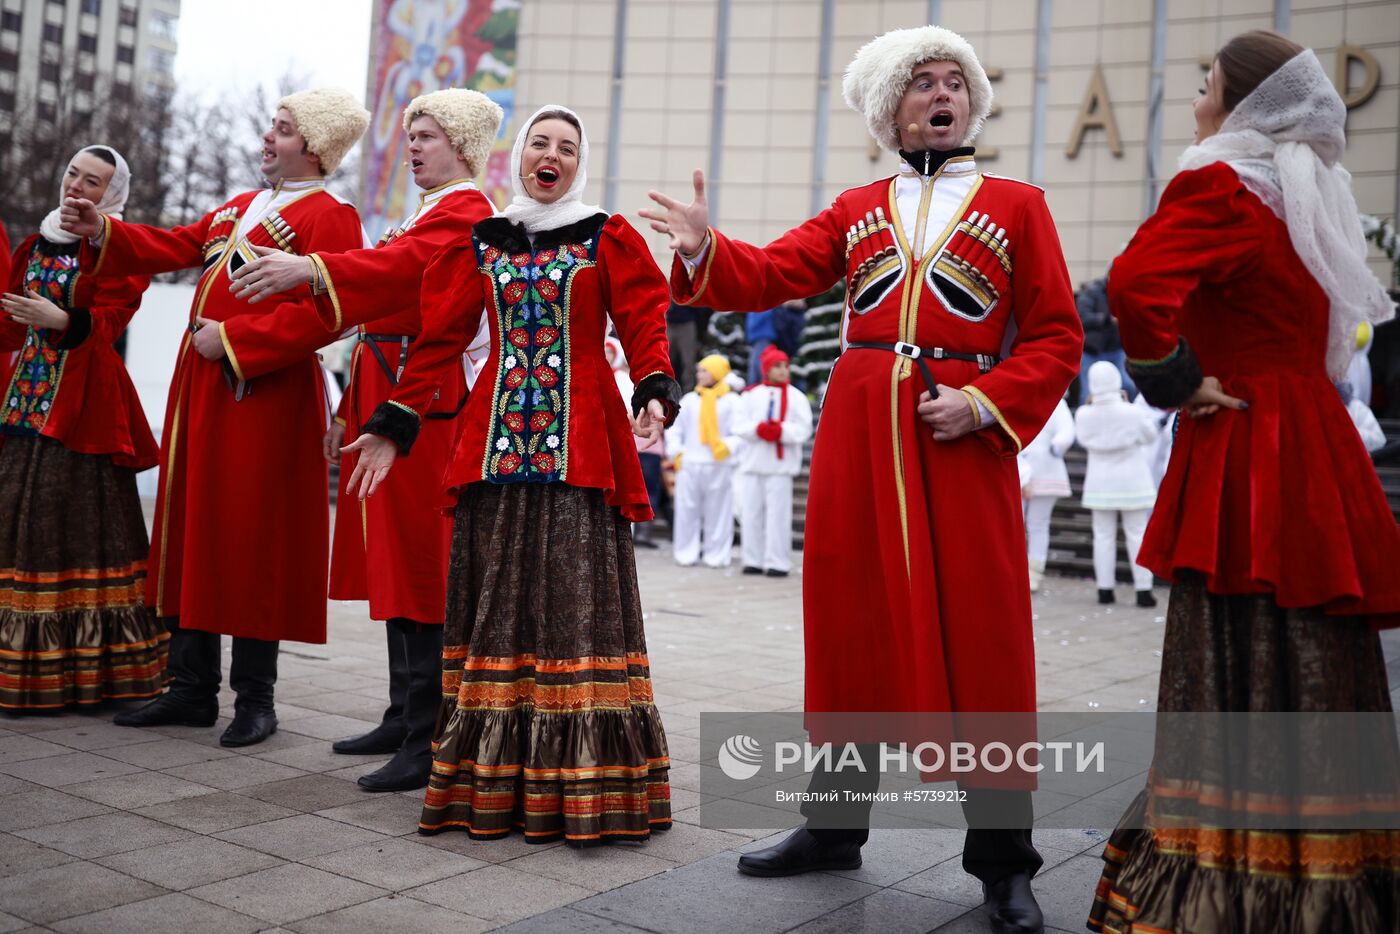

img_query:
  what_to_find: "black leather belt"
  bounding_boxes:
[844,341,1000,398]
[360,332,413,386]
[357,331,466,421]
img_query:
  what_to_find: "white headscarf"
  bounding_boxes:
[40,145,130,245]
[1178,49,1393,378]
[500,104,604,233]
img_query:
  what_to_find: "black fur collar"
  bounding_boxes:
[474,212,610,254]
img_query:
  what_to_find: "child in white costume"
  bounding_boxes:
[1075,361,1160,607]
[733,347,813,577]
[1018,395,1073,592]
[1132,393,1177,487]
[667,354,743,567]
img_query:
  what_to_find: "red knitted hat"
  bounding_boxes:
[760,345,790,375]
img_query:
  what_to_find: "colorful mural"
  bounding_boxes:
[362,0,518,239]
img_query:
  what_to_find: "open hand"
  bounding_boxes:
[2,291,69,330]
[342,432,399,499]
[191,317,226,360]
[59,197,102,239]
[1184,376,1247,419]
[229,245,315,303]
[640,170,709,256]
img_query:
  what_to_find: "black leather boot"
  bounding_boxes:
[736,828,862,877]
[1136,589,1158,608]
[113,692,218,728]
[982,871,1044,934]
[1097,588,1116,604]
[114,625,218,728]
[333,623,409,754]
[358,621,443,792]
[221,637,279,747]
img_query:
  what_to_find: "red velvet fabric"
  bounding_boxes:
[1111,162,1400,622]
[0,234,157,469]
[314,213,675,523]
[671,174,1082,715]
[313,189,495,622]
[81,190,366,643]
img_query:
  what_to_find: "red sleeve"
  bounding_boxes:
[1108,163,1264,363]
[0,225,10,292]
[962,188,1084,456]
[311,189,494,331]
[384,242,486,420]
[52,273,152,350]
[1,235,149,352]
[84,211,214,281]
[333,376,351,424]
[668,195,848,310]
[598,215,674,384]
[0,235,27,351]
[220,202,367,380]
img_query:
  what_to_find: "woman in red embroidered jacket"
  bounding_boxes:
[0,145,165,711]
[337,105,680,847]
[1088,33,1400,933]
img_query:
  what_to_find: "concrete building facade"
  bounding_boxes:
[510,0,1399,285]
[0,0,180,119]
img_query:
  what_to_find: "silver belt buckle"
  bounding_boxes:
[893,341,920,360]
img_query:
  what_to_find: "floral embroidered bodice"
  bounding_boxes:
[476,233,599,483]
[3,240,79,435]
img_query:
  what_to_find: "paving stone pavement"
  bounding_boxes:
[3,535,1396,933]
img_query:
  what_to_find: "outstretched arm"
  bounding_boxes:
[197,203,366,379]
[345,242,487,499]
[643,169,846,312]
[232,189,495,330]
[66,200,213,283]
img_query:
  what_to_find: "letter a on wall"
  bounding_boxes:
[1066,64,1124,158]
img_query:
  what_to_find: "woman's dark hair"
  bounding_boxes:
[528,109,582,140]
[82,146,117,166]
[1215,30,1305,111]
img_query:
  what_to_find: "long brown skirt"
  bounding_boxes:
[1088,573,1400,933]
[418,481,671,846]
[0,435,166,710]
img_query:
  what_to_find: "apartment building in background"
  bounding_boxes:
[0,0,180,119]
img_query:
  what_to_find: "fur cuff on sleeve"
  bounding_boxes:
[631,373,683,427]
[54,308,93,349]
[362,401,422,455]
[1126,337,1203,409]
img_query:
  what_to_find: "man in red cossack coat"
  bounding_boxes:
[643,25,1082,933]
[215,89,503,792]
[62,88,371,748]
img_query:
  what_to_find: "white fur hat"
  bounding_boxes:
[276,87,371,175]
[402,89,504,178]
[842,25,994,153]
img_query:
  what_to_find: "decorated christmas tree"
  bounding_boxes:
[793,283,846,404]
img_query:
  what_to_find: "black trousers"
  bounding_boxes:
[800,744,1042,885]
[164,618,278,712]
[667,320,698,393]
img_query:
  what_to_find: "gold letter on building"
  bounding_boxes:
[1335,45,1380,109]
[1065,65,1123,158]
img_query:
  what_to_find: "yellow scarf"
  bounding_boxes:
[697,382,731,461]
